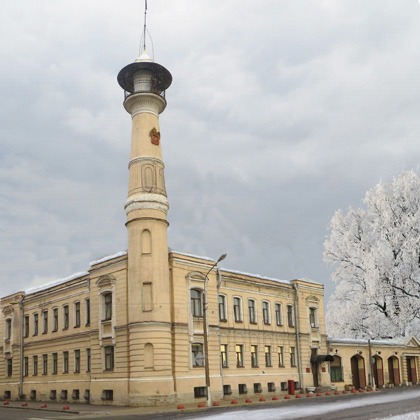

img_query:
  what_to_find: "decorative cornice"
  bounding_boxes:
[123,92,166,117]
[125,193,169,214]
[128,156,164,169]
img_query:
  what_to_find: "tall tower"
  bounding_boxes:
[117,50,173,402]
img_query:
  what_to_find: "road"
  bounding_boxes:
[1,388,420,420]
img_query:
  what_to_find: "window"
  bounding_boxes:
[287,305,295,327]
[309,307,317,328]
[233,297,242,322]
[5,319,11,340]
[53,308,58,332]
[253,383,262,393]
[190,289,203,318]
[52,353,58,374]
[290,347,296,367]
[7,359,12,377]
[85,299,90,326]
[86,348,91,372]
[74,350,80,373]
[72,389,80,400]
[104,346,114,371]
[262,301,270,325]
[75,302,81,327]
[104,293,112,321]
[236,345,244,367]
[268,382,276,392]
[192,343,204,367]
[33,313,38,336]
[63,305,69,329]
[223,385,232,395]
[251,345,258,368]
[24,357,28,376]
[238,384,247,394]
[265,346,272,367]
[248,299,256,324]
[102,390,113,401]
[42,311,48,334]
[63,351,69,373]
[218,295,227,321]
[33,355,38,376]
[194,387,207,398]
[330,355,343,382]
[278,346,284,367]
[220,344,228,368]
[43,354,48,375]
[24,316,29,337]
[275,303,283,326]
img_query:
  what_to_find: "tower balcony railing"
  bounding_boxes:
[124,89,166,101]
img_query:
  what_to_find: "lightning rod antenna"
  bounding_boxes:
[143,0,148,51]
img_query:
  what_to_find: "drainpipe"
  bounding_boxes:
[292,283,303,391]
[216,268,224,393]
[19,294,25,399]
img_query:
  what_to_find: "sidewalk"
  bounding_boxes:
[0,386,417,418]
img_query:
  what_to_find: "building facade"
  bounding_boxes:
[0,47,332,406]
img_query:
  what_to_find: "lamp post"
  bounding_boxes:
[203,253,227,407]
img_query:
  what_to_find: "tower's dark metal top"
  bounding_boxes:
[117,53,172,94]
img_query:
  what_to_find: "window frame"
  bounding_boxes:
[5,318,12,340]
[52,353,58,374]
[265,345,272,367]
[309,307,317,328]
[262,301,271,325]
[52,307,58,332]
[190,289,203,318]
[33,313,39,336]
[218,294,227,322]
[236,344,244,368]
[63,305,69,330]
[248,299,257,324]
[233,297,243,322]
[74,349,81,373]
[278,346,284,367]
[275,303,283,326]
[74,301,81,328]
[191,342,205,368]
[290,347,297,367]
[251,345,258,368]
[42,310,48,334]
[42,354,48,375]
[63,351,69,373]
[104,346,114,371]
[33,355,38,376]
[220,344,228,368]
[287,305,295,327]
[85,298,91,326]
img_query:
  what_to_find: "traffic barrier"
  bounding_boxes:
[198,403,206,408]
[259,397,266,402]
[245,398,252,403]
[334,391,340,395]
[231,400,238,404]
[358,389,364,393]
[306,394,312,397]
[213,401,220,406]
[296,394,302,398]
[342,390,347,394]
[21,402,28,407]
[63,405,70,410]
[351,389,357,393]
[3,401,9,405]
[41,404,47,408]
[316,393,322,397]
[284,395,291,400]
[177,404,185,409]
[272,396,279,400]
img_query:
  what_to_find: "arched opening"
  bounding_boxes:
[350,354,366,389]
[388,356,400,385]
[144,343,154,369]
[406,357,418,383]
[141,229,152,254]
[373,355,384,387]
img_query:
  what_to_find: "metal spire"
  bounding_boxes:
[143,0,148,52]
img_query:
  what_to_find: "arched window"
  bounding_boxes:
[218,295,227,321]
[275,303,283,326]
[262,301,271,325]
[103,293,112,321]
[144,343,154,369]
[141,229,152,254]
[190,289,203,318]
[248,299,256,324]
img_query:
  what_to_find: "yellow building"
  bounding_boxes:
[327,337,420,390]
[0,47,332,406]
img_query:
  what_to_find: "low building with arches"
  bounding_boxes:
[327,337,420,390]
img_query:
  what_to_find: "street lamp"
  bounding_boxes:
[203,253,227,407]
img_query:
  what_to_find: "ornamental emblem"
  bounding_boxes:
[150,128,161,145]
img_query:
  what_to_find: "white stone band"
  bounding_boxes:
[124,93,166,117]
[125,193,169,215]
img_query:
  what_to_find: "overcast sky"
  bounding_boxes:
[2,0,420,304]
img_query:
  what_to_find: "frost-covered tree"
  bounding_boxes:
[325,170,420,339]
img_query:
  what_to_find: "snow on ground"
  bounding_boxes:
[376,413,420,420]
[190,390,420,420]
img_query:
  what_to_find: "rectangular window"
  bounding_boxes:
[248,300,256,324]
[236,344,244,367]
[275,303,283,326]
[192,343,204,367]
[142,283,153,311]
[24,315,29,337]
[190,290,202,318]
[287,305,295,327]
[63,306,69,329]
[309,308,316,328]
[262,301,270,324]
[85,299,90,326]
[239,384,247,394]
[86,348,91,372]
[251,345,258,368]
[43,354,48,375]
[33,313,38,336]
[218,295,227,321]
[63,351,69,373]
[53,308,58,332]
[104,293,112,320]
[24,357,29,376]
[233,297,242,322]
[42,311,48,334]
[278,346,284,367]
[33,355,38,376]
[290,347,297,367]
[104,346,114,371]
[194,387,207,398]
[52,353,58,374]
[268,382,276,392]
[265,345,272,367]
[5,319,11,340]
[220,344,228,368]
[75,302,81,327]
[7,359,12,377]
[74,350,80,373]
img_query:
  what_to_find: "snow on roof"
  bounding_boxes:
[295,277,323,286]
[89,251,127,267]
[25,271,89,295]
[169,250,215,262]
[329,336,416,346]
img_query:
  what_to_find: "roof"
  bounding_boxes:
[329,336,420,347]
[25,271,89,295]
